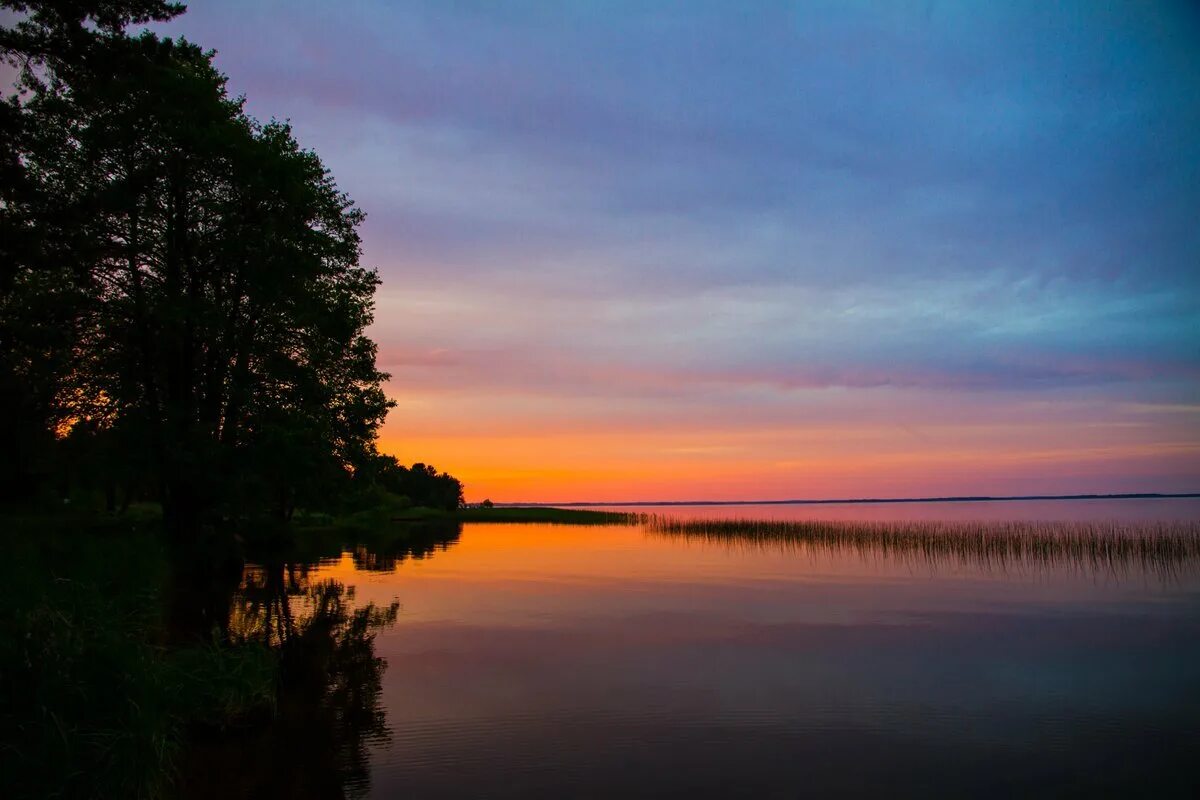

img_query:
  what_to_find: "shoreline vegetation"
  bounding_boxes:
[314,504,1200,578]
[0,0,475,786]
[1,507,447,799]
[642,516,1200,577]
[1,512,270,799]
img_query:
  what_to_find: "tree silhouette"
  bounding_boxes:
[357,454,465,511]
[2,3,394,530]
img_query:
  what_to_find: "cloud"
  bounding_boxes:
[165,1,1200,286]
[143,1,1200,497]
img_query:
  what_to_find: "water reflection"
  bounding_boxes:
[354,519,1200,798]
[348,521,463,573]
[178,523,461,799]
[177,511,1200,798]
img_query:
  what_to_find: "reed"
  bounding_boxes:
[641,516,1200,579]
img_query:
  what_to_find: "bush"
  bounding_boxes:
[0,517,278,799]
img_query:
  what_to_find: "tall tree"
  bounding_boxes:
[2,3,394,529]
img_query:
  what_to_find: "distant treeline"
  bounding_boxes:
[357,456,464,513]
[0,1,460,528]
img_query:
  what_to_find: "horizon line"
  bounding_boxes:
[497,492,1200,508]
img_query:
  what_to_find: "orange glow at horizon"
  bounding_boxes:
[363,279,1200,505]
[376,396,1200,503]
[144,0,1200,507]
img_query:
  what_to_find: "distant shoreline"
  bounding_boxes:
[503,493,1200,508]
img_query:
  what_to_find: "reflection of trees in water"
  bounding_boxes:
[181,563,396,798]
[645,517,1200,581]
[180,523,460,799]
[349,521,462,572]
[235,567,398,798]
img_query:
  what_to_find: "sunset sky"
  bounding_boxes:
[159,1,1200,502]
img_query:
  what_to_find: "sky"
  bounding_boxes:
[155,1,1200,502]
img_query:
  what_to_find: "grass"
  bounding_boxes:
[642,516,1200,578]
[0,513,278,800]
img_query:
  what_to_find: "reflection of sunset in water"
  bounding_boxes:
[250,511,1199,798]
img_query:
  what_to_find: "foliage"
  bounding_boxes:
[355,454,464,512]
[0,515,276,800]
[178,555,403,798]
[1,2,394,530]
[0,2,466,796]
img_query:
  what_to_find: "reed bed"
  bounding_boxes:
[641,515,1200,579]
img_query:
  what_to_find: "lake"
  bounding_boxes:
[220,499,1200,798]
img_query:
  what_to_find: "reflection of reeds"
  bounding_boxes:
[642,516,1200,579]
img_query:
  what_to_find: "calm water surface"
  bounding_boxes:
[241,499,1200,798]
